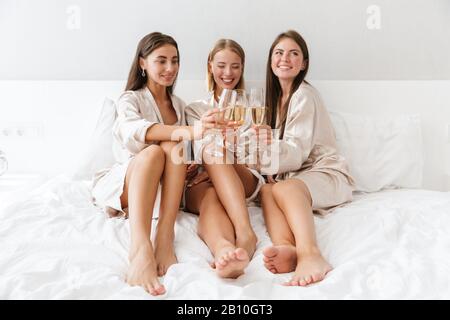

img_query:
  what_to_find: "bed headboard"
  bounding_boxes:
[1,80,449,191]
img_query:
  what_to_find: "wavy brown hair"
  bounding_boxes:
[266,30,309,137]
[206,39,245,92]
[125,32,179,93]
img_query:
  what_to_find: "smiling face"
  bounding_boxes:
[209,48,243,93]
[271,37,306,83]
[140,44,179,88]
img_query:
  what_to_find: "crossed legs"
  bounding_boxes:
[261,179,332,286]
[185,161,258,278]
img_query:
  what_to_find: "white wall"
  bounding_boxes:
[0,1,449,190]
[1,0,449,80]
[0,80,449,191]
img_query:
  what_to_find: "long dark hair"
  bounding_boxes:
[266,30,309,137]
[125,32,179,93]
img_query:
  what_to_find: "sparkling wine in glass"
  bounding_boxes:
[206,89,236,157]
[231,89,248,128]
[249,88,267,151]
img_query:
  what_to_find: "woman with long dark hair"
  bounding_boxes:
[256,30,355,286]
[91,32,217,295]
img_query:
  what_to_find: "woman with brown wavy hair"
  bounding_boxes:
[256,30,355,286]
[92,32,217,295]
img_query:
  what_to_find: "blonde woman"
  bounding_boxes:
[184,39,264,279]
[91,32,218,295]
[256,30,355,286]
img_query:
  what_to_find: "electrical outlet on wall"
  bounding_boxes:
[447,124,450,143]
[0,123,44,139]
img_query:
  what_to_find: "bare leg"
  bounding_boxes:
[271,179,332,286]
[121,145,166,295]
[154,141,187,276]
[260,184,297,274]
[185,182,249,278]
[203,151,257,258]
[232,164,258,198]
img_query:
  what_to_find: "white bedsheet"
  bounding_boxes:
[1,175,450,299]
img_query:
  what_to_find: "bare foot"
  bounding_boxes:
[235,230,257,259]
[154,236,177,276]
[262,245,297,274]
[283,250,333,286]
[215,247,250,278]
[127,244,166,296]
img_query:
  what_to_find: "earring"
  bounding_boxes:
[141,69,146,77]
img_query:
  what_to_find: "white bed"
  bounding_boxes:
[1,174,449,300]
[1,80,450,299]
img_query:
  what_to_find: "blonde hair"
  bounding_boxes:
[206,39,245,92]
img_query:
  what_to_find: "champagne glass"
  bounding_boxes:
[205,89,236,157]
[225,89,248,154]
[231,89,248,128]
[249,88,267,150]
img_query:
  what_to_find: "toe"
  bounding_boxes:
[229,251,237,260]
[218,258,226,267]
[299,278,308,286]
[155,284,166,295]
[292,280,301,286]
[270,268,277,274]
[305,275,313,284]
[147,285,157,295]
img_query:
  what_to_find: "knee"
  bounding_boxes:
[272,179,311,203]
[160,141,185,164]
[260,184,273,197]
[135,144,165,168]
[272,180,296,201]
[159,141,178,153]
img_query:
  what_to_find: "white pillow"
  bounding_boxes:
[329,111,423,192]
[72,98,118,180]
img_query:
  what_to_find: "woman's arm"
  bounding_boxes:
[145,108,220,142]
[259,91,316,175]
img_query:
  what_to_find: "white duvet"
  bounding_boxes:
[1,175,450,299]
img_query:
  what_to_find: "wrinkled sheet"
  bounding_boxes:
[1,175,450,299]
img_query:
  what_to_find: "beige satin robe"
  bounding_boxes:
[261,83,355,214]
[91,86,186,217]
[185,93,264,203]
